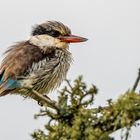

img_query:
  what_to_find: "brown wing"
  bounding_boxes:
[0,41,46,81]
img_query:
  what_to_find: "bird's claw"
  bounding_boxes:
[38,100,44,106]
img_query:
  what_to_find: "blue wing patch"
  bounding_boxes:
[2,78,21,90]
[0,70,21,95]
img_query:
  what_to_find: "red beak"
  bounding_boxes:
[58,35,88,43]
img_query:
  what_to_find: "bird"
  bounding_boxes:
[0,21,87,100]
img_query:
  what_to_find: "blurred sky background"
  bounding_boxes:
[0,0,140,139]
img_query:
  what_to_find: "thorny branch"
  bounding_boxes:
[24,86,58,110]
[131,68,140,92]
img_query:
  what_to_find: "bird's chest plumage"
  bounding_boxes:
[21,48,72,94]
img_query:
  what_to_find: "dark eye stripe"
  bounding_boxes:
[32,25,61,37]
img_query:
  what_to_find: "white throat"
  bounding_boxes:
[29,35,69,51]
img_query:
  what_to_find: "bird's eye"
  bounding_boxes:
[47,30,61,37]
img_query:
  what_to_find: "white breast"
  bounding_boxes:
[20,48,72,94]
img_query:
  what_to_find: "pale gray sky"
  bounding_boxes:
[0,0,140,139]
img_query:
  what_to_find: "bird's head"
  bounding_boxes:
[29,21,87,50]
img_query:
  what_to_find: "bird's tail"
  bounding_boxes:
[0,70,20,97]
[0,70,6,96]
[0,83,10,96]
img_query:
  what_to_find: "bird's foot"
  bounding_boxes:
[38,100,44,106]
[37,95,51,106]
